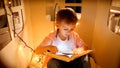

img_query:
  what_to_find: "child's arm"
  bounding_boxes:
[73,33,89,54]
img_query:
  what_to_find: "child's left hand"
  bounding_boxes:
[72,47,85,54]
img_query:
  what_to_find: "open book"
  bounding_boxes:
[46,50,93,62]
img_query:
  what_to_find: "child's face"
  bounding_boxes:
[57,21,76,38]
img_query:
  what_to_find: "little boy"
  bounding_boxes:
[35,8,90,68]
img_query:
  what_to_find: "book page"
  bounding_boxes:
[56,52,73,57]
[46,50,93,62]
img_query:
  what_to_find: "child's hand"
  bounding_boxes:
[35,45,58,54]
[72,48,84,54]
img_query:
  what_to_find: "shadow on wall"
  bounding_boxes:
[119,53,120,68]
[0,60,7,68]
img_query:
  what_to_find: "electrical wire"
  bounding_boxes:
[6,1,35,52]
[15,31,35,52]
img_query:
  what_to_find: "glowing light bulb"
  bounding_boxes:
[76,22,79,26]
[33,55,40,62]
[8,1,12,5]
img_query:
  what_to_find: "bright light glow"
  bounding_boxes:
[19,45,24,51]
[115,25,120,34]
[76,13,81,20]
[30,54,44,68]
[33,55,40,62]
[76,22,79,26]
[110,9,120,13]
[8,1,12,4]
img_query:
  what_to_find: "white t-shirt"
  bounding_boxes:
[53,35,75,53]
[40,30,85,53]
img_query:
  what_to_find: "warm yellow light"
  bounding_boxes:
[76,13,81,20]
[76,22,79,26]
[18,45,24,52]
[33,55,40,62]
[115,25,120,34]
[30,54,43,68]
[110,9,120,13]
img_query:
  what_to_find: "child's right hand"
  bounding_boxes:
[72,47,84,54]
[35,45,58,54]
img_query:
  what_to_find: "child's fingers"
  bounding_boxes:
[72,48,84,54]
